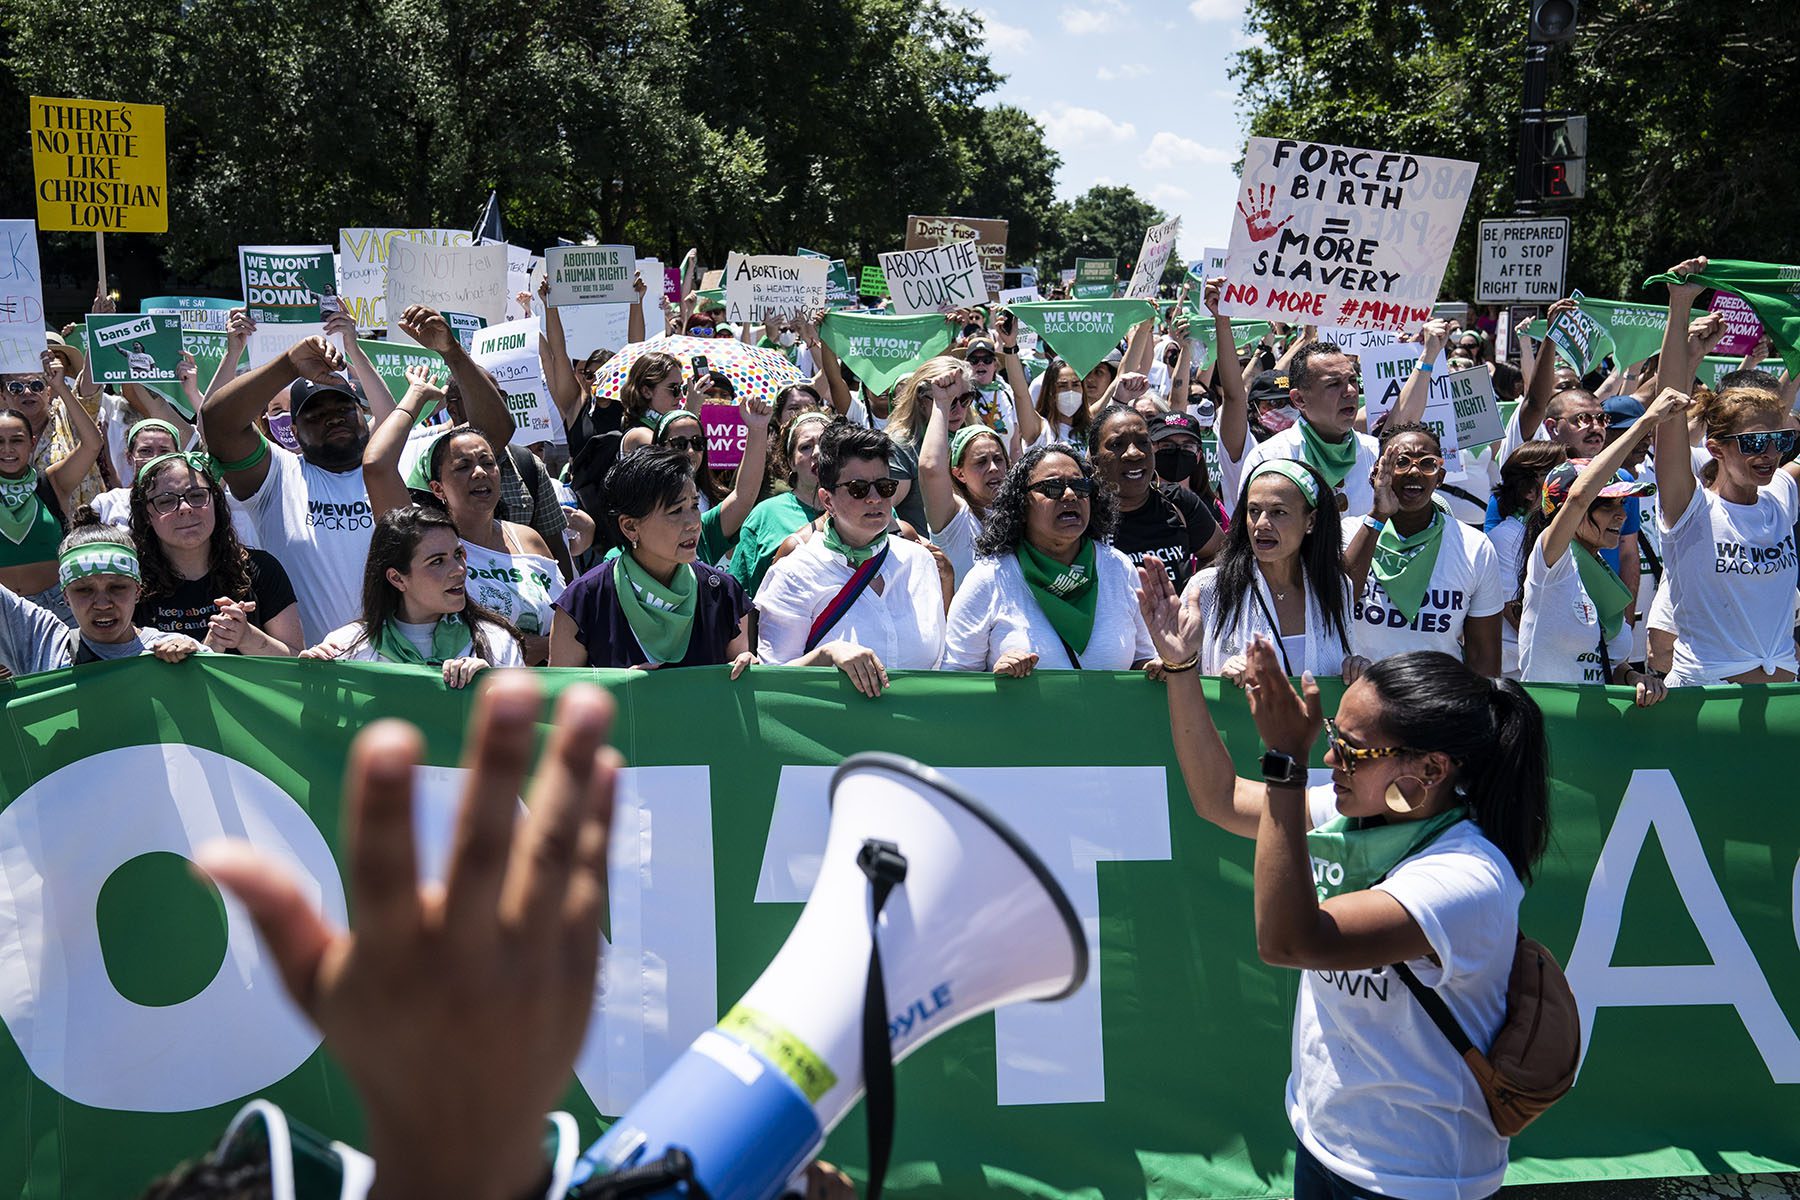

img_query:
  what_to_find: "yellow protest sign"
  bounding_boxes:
[30,96,167,233]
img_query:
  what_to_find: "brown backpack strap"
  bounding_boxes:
[1391,957,1479,1059]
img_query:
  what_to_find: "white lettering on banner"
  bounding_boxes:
[0,745,342,1112]
[1565,770,1800,1082]
[755,765,1172,1105]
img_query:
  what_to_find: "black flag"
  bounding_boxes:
[472,191,505,244]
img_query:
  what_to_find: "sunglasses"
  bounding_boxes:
[1026,476,1096,500]
[1551,411,1605,430]
[832,477,900,499]
[148,487,213,515]
[966,353,996,366]
[1323,716,1419,776]
[1721,429,1799,457]
[3,380,45,395]
[1390,453,1444,473]
[949,391,979,410]
[663,435,705,453]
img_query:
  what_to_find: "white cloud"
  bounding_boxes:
[1096,63,1152,81]
[975,9,1033,54]
[1035,103,1138,150]
[1061,0,1127,35]
[1188,0,1244,19]
[1140,131,1233,170]
[1148,183,1194,207]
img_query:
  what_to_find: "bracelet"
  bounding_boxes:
[1415,358,1435,374]
[1159,654,1200,673]
[212,433,270,474]
[1361,514,1387,533]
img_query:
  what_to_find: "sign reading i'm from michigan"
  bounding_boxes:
[1477,217,1570,304]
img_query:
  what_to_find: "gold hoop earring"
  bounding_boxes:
[1385,775,1428,814]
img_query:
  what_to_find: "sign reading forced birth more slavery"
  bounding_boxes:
[544,245,637,307]
[29,96,167,233]
[879,243,984,315]
[84,313,182,384]
[723,253,828,326]
[471,318,562,446]
[1220,137,1477,332]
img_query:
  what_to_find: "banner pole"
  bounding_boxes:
[94,231,107,299]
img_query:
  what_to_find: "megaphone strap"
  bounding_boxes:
[858,839,908,1200]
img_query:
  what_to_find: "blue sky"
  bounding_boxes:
[967,0,1260,263]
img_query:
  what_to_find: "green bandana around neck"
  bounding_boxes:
[0,469,40,545]
[817,312,954,394]
[1573,542,1634,642]
[58,540,142,589]
[1305,807,1466,901]
[375,612,472,667]
[1296,418,1359,489]
[822,519,888,568]
[614,551,697,666]
[1016,536,1099,655]
[1371,503,1448,622]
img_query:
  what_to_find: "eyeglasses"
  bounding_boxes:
[966,354,996,366]
[148,487,213,515]
[1323,716,1419,776]
[1552,411,1604,430]
[949,392,979,410]
[832,477,900,499]
[1026,476,1096,500]
[1721,429,1799,457]
[1390,453,1444,473]
[663,436,705,453]
[3,380,45,395]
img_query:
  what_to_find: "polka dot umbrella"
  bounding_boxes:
[591,335,806,408]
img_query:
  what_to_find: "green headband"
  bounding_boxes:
[951,424,1000,466]
[127,419,183,457]
[786,411,833,454]
[138,450,219,484]
[59,540,140,589]
[405,424,486,491]
[1247,459,1321,507]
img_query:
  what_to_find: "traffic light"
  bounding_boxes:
[1522,114,1587,200]
[1529,0,1580,43]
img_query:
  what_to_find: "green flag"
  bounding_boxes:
[1007,300,1155,380]
[1574,298,1667,368]
[1175,305,1269,372]
[1644,258,1800,374]
[1696,353,1785,391]
[819,311,952,394]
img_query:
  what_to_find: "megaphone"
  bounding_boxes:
[570,753,1087,1200]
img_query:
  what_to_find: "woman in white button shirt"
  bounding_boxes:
[755,423,947,695]
[1518,388,1685,704]
[943,444,1154,675]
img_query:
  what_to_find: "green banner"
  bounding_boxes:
[354,338,449,405]
[818,312,953,394]
[1645,258,1800,375]
[1697,354,1786,391]
[1182,309,1271,372]
[1570,298,1666,368]
[84,314,184,384]
[1073,257,1116,300]
[1008,300,1155,380]
[2,658,1799,1198]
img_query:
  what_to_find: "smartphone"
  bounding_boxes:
[999,311,1015,335]
[690,355,708,380]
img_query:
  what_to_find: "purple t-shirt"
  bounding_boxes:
[554,559,748,668]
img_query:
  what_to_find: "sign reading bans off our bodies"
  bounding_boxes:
[29,96,166,233]
[1220,137,1477,332]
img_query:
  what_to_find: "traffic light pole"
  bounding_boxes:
[1514,41,1549,214]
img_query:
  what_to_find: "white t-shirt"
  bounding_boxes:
[320,617,525,667]
[929,502,981,587]
[1292,788,1520,1200]
[1659,473,1800,685]
[1351,515,1505,662]
[755,534,946,668]
[1520,542,1633,684]
[1216,423,1253,516]
[942,544,1153,671]
[462,538,564,637]
[1496,404,1546,464]
[1485,516,1527,678]
[245,450,375,646]
[1241,422,1382,520]
[1185,564,1356,677]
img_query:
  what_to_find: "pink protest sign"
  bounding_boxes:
[663,267,682,303]
[1709,291,1765,358]
[702,402,746,469]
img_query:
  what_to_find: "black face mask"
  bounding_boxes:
[1154,445,1198,483]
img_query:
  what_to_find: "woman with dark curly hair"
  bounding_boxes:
[129,451,301,655]
[943,442,1154,674]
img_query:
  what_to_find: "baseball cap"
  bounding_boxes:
[1540,460,1657,515]
[1601,394,1645,430]
[1149,412,1204,442]
[954,336,1000,360]
[1247,370,1292,411]
[289,377,363,417]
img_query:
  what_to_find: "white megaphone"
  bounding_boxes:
[568,753,1087,1200]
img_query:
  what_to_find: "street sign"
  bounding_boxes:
[1477,217,1570,303]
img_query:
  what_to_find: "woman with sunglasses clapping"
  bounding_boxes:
[1652,258,1800,685]
[756,423,946,694]
[944,444,1153,675]
[0,354,105,624]
[1139,560,1551,1199]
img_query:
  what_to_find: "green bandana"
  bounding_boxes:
[1305,807,1466,901]
[1016,537,1099,656]
[126,419,183,461]
[614,551,696,666]
[138,450,220,484]
[1371,504,1448,622]
[403,424,482,491]
[375,612,472,667]
[1007,300,1156,380]
[58,540,141,589]
[822,520,888,568]
[1247,459,1320,507]
[1574,543,1635,642]
[0,470,40,545]
[950,424,998,466]
[818,312,954,394]
[1296,418,1359,489]
[1644,258,1800,375]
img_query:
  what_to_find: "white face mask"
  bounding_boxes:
[777,330,798,347]
[1261,404,1300,433]
[1056,388,1084,417]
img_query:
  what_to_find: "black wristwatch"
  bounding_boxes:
[1259,748,1307,788]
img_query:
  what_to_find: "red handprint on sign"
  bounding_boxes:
[1237,184,1293,243]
